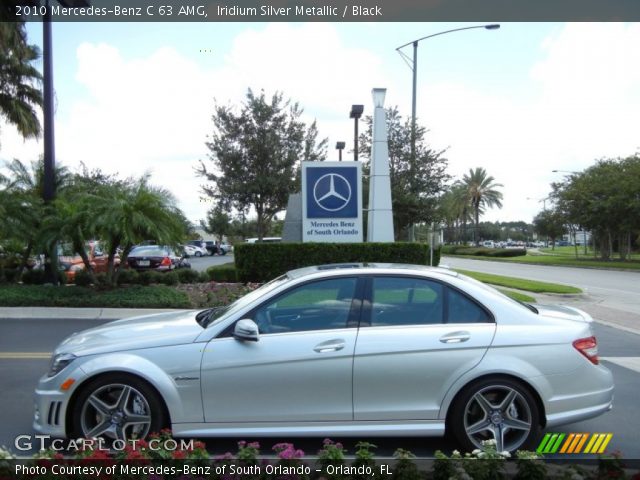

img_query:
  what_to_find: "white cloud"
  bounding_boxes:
[3,22,639,228]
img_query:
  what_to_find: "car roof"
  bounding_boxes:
[286,263,459,280]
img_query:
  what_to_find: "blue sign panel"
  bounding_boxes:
[306,166,358,219]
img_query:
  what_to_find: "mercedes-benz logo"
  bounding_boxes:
[313,173,352,212]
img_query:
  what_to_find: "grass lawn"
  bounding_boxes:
[445,251,640,270]
[497,289,536,303]
[456,269,582,294]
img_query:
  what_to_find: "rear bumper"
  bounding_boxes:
[543,363,614,427]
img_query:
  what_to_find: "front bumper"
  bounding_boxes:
[33,383,69,437]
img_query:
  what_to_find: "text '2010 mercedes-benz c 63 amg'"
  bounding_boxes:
[34,263,613,453]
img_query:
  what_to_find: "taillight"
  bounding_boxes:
[573,336,599,365]
[160,257,172,267]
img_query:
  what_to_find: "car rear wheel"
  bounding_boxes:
[449,377,541,453]
[71,374,166,444]
[195,251,202,257]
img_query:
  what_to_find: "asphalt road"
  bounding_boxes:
[1,316,638,459]
[185,252,234,272]
[442,256,640,321]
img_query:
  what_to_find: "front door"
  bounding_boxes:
[200,276,361,423]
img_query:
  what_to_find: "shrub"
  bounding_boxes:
[176,268,201,284]
[206,265,238,283]
[116,268,139,285]
[234,242,437,283]
[198,271,211,283]
[137,270,164,285]
[73,270,94,286]
[158,271,179,286]
[0,268,19,283]
[21,269,66,285]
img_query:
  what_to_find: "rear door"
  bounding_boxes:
[353,275,496,420]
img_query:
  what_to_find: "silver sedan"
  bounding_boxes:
[34,263,613,453]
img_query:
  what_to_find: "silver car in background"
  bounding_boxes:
[34,264,613,453]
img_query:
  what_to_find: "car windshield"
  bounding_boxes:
[456,273,538,314]
[199,274,290,327]
[130,246,166,256]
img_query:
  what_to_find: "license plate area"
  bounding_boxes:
[139,260,150,267]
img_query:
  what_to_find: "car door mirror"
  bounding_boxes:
[233,319,259,342]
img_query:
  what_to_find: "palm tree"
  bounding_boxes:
[0,22,43,142]
[461,167,504,245]
[2,159,70,277]
[93,175,186,283]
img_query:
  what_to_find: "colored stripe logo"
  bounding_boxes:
[537,433,613,454]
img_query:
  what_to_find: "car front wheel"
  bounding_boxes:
[71,374,166,444]
[449,377,541,453]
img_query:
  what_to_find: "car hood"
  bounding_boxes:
[535,304,593,323]
[55,310,203,357]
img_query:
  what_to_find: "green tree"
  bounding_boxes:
[201,205,232,241]
[1,158,70,278]
[533,209,565,250]
[358,107,450,240]
[461,167,504,245]
[198,89,327,240]
[438,182,472,244]
[0,22,42,143]
[553,156,640,260]
[93,175,186,283]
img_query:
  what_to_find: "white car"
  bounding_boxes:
[182,244,207,257]
[34,263,613,453]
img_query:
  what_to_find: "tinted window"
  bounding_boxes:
[130,246,166,256]
[447,288,491,323]
[252,277,357,334]
[371,277,444,326]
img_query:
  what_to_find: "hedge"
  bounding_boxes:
[206,264,239,282]
[234,242,439,283]
[441,245,527,258]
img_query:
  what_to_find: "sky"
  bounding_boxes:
[2,21,639,225]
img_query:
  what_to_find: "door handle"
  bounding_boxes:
[313,340,345,353]
[439,331,471,344]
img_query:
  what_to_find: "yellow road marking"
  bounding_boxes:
[0,352,51,359]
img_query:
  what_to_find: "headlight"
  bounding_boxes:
[48,353,77,377]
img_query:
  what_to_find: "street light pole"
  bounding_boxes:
[349,105,364,161]
[397,24,500,242]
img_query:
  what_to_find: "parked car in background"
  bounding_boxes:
[245,237,281,243]
[182,244,207,258]
[58,242,118,282]
[126,245,182,272]
[205,241,233,255]
[481,240,495,248]
[186,240,206,250]
[34,263,613,453]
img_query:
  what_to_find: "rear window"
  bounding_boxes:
[130,246,166,256]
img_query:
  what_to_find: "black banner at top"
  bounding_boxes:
[3,0,640,22]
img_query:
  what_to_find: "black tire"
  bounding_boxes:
[448,377,541,453]
[71,373,166,443]
[195,251,202,257]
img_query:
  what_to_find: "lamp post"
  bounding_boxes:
[335,141,345,161]
[349,105,364,161]
[396,24,500,241]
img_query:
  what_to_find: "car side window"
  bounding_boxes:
[447,288,492,323]
[252,277,357,334]
[371,277,444,326]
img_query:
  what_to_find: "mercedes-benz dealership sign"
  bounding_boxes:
[302,161,363,242]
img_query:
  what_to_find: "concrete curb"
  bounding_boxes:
[0,307,184,321]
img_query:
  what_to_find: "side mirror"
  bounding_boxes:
[233,319,259,342]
